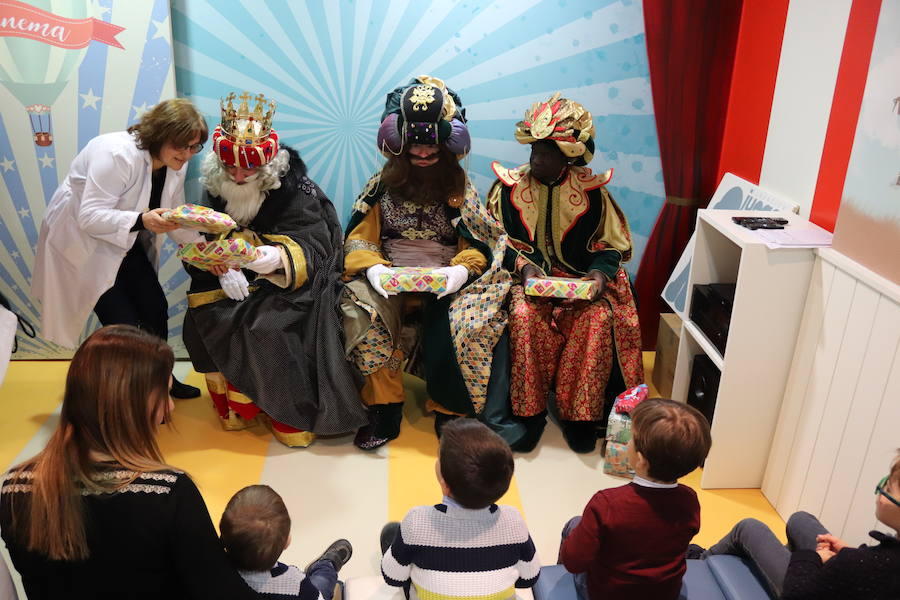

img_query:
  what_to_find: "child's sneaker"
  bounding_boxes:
[380,522,401,555]
[685,543,707,560]
[307,539,353,573]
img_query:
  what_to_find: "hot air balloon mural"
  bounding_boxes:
[26,103,52,146]
[0,0,124,146]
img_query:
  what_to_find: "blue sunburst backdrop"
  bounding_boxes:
[173,0,666,265]
[0,0,666,359]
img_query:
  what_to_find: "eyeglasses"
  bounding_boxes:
[875,476,900,508]
[180,143,204,154]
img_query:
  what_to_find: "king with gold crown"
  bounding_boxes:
[181,91,368,447]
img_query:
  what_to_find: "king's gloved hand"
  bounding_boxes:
[245,245,282,274]
[365,263,395,299]
[435,264,470,299]
[219,269,250,301]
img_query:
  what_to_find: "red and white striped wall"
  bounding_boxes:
[716,0,883,231]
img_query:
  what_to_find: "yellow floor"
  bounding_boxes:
[0,352,787,590]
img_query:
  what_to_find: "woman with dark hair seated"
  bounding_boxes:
[0,325,260,599]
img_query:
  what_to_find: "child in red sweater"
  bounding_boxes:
[559,398,712,600]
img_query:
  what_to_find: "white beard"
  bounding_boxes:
[218,175,266,226]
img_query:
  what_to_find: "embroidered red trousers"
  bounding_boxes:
[508,268,643,421]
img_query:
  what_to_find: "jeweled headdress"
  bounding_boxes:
[515,92,595,166]
[377,75,470,158]
[212,91,280,168]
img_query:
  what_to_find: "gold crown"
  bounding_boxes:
[219,91,276,145]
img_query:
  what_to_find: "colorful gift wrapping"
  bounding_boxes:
[615,383,649,414]
[164,203,237,233]
[603,441,634,478]
[380,267,448,294]
[177,239,259,271]
[603,384,650,478]
[607,410,632,445]
[606,384,650,445]
[523,276,598,300]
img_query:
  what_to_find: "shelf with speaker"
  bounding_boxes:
[671,209,821,489]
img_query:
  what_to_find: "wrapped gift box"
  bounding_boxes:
[615,383,649,414]
[177,239,259,271]
[603,441,634,478]
[524,276,597,300]
[380,267,448,294]
[607,410,632,445]
[164,203,236,233]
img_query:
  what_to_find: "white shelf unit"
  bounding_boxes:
[671,210,818,488]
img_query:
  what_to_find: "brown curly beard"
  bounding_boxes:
[379,146,465,206]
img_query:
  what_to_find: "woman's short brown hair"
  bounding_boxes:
[438,419,514,509]
[127,97,208,158]
[220,485,291,571]
[632,399,712,483]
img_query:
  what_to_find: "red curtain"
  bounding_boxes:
[635,0,743,349]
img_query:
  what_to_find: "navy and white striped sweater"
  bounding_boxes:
[238,562,329,600]
[382,503,540,600]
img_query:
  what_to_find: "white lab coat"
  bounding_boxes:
[31,131,200,349]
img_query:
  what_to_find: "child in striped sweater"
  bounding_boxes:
[381,419,541,600]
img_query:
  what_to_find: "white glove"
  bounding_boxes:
[435,264,470,299]
[219,269,250,301]
[366,263,395,299]
[244,245,283,274]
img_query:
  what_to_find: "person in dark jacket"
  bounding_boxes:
[699,451,900,599]
[182,92,367,447]
[0,325,261,599]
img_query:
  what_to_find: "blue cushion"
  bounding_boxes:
[532,565,577,600]
[706,555,775,600]
[680,559,727,600]
[534,559,772,600]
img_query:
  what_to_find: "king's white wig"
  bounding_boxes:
[199,148,291,196]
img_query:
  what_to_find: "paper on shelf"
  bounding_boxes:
[753,227,833,249]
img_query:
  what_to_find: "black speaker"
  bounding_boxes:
[687,354,720,426]
[690,283,736,356]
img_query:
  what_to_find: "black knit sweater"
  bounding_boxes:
[0,467,259,599]
[782,530,900,600]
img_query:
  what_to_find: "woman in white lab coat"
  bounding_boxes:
[32,98,207,398]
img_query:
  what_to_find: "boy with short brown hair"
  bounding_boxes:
[559,398,712,600]
[381,419,540,600]
[221,485,352,599]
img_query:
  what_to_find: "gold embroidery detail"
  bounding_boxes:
[409,85,436,111]
[187,285,260,308]
[345,239,382,254]
[530,101,555,139]
[263,233,307,290]
[399,228,438,240]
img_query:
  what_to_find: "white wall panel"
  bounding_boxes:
[775,267,854,512]
[764,248,900,545]
[797,283,878,515]
[762,259,835,501]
